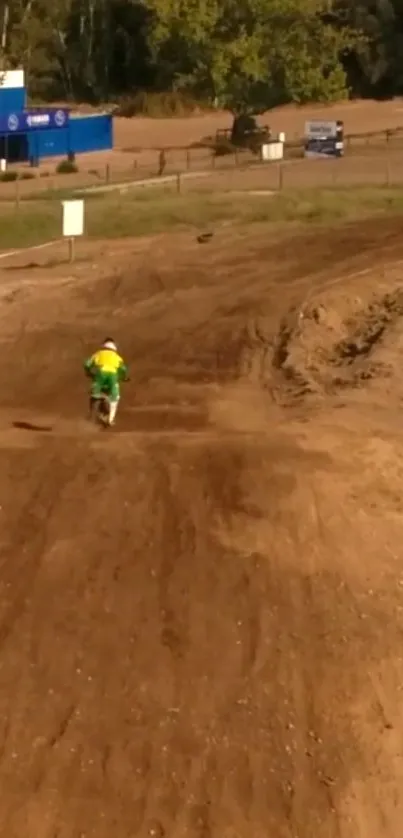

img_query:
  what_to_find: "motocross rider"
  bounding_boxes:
[84,338,129,425]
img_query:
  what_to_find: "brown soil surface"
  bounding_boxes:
[1,217,403,837]
[113,98,403,149]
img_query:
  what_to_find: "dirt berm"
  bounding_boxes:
[0,218,403,837]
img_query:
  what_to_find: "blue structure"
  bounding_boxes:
[26,114,113,163]
[0,70,113,164]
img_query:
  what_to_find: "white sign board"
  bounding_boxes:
[0,69,24,89]
[262,142,284,161]
[305,120,338,139]
[62,200,84,237]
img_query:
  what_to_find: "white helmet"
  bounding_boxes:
[103,337,117,352]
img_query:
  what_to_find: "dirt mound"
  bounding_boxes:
[1,221,403,837]
[266,278,403,404]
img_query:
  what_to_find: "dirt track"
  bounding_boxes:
[1,219,403,836]
[113,98,403,149]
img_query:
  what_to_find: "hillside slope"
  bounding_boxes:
[0,220,403,837]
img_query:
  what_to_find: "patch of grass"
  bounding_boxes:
[0,204,59,248]
[263,186,403,224]
[69,185,403,237]
[87,185,403,231]
[2,185,403,250]
[22,187,100,203]
[87,194,233,238]
[0,171,18,182]
[56,159,78,174]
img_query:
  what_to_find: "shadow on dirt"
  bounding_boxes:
[12,421,53,432]
[3,256,89,271]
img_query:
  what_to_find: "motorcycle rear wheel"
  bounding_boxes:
[91,395,110,427]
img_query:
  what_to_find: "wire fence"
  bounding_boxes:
[163,153,403,194]
[2,125,403,206]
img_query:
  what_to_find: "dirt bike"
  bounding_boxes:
[88,375,128,428]
[90,392,112,428]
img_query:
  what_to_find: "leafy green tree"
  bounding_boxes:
[0,0,402,107]
[0,0,56,88]
[338,0,403,96]
[145,0,359,114]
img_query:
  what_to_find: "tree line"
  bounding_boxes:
[0,0,403,111]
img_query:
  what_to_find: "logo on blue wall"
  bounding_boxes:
[7,113,19,131]
[54,109,66,127]
[26,113,50,127]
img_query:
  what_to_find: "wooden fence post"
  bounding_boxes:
[158,149,166,176]
[15,175,20,210]
[333,160,338,186]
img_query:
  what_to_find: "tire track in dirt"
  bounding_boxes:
[0,219,403,835]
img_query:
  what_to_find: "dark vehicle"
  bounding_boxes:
[216,115,271,154]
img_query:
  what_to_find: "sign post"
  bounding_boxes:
[62,199,84,262]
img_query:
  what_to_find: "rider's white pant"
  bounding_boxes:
[109,399,119,423]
